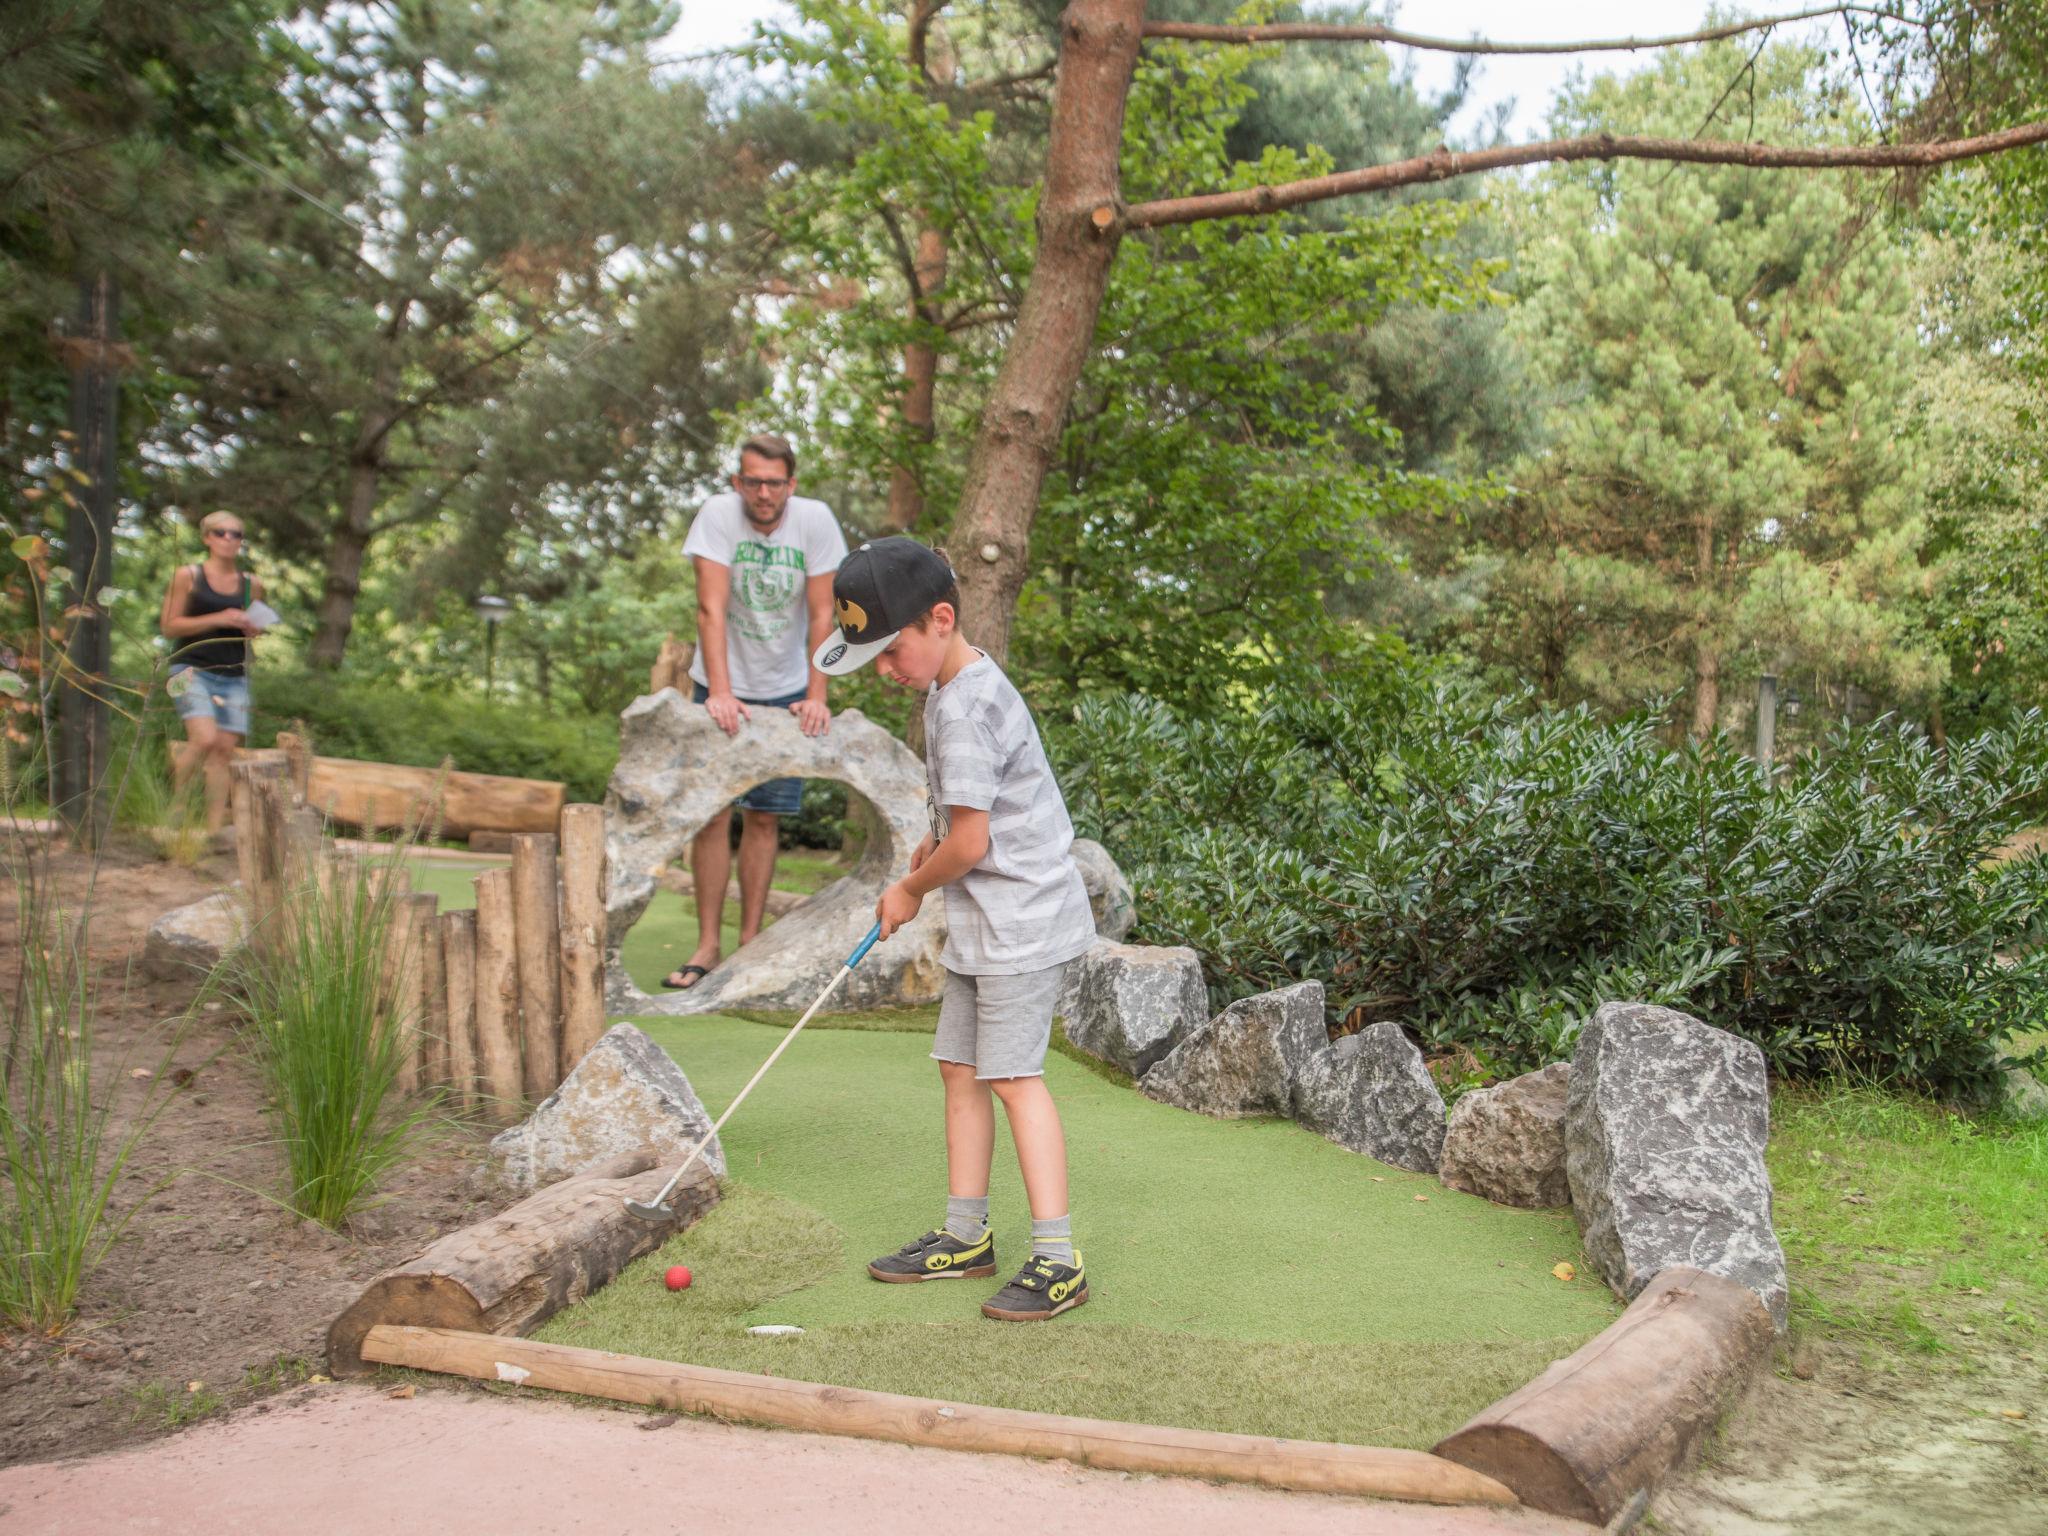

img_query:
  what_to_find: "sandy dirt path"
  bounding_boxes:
[0,1382,1592,1536]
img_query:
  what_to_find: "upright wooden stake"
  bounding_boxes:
[473,866,524,1120]
[406,892,448,1091]
[509,832,562,1098]
[233,757,289,951]
[440,909,478,1110]
[275,729,313,801]
[557,805,607,1070]
[381,893,427,1097]
[230,764,261,905]
[281,806,323,898]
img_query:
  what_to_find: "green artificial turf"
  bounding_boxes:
[531,1013,1620,1447]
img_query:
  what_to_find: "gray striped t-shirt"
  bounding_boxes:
[924,653,1096,975]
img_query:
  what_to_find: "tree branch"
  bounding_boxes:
[1123,119,2048,229]
[1140,6,1919,56]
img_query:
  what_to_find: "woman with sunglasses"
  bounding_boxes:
[158,511,266,831]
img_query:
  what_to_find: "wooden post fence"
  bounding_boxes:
[227,785,611,1120]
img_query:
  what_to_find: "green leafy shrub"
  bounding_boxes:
[1059,670,2048,1102]
[248,667,616,803]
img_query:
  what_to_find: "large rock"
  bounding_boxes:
[604,694,943,1014]
[485,1023,723,1194]
[2004,1066,2048,1121]
[1141,981,1327,1117]
[1439,1063,1572,1207]
[1566,1002,1788,1330]
[141,891,247,981]
[1054,939,1207,1077]
[1296,1022,1447,1174]
[1071,839,1135,941]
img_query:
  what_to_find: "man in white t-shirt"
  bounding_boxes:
[664,432,849,990]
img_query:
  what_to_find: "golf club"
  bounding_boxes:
[625,919,885,1223]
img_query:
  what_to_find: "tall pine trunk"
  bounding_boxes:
[309,400,394,669]
[1689,517,1719,741]
[945,0,1145,662]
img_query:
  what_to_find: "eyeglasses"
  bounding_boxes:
[737,475,791,492]
[207,528,246,541]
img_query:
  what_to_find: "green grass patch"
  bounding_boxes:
[533,1014,1618,1447]
[1768,1082,2048,1348]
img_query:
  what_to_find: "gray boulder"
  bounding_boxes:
[1566,1002,1788,1330]
[1297,1022,1447,1174]
[1055,939,1208,1078]
[2004,1066,2048,1121]
[1070,839,1136,941]
[1439,1063,1572,1207]
[486,1023,723,1194]
[604,695,943,1015]
[1141,981,1327,1117]
[141,891,247,981]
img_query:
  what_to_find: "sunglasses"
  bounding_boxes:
[207,528,246,541]
[736,475,791,492]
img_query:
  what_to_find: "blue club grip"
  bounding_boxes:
[846,920,883,970]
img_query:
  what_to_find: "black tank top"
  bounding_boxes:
[174,565,251,675]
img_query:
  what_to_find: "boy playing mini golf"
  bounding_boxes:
[814,538,1097,1321]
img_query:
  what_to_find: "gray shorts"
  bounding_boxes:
[931,962,1072,1080]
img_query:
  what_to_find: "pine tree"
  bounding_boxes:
[1474,39,1939,738]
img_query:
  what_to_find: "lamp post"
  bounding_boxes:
[474,595,511,702]
[1756,673,1778,766]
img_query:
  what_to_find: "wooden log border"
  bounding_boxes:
[356,1324,1516,1508]
[1433,1265,1773,1523]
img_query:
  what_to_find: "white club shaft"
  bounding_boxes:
[644,961,853,1210]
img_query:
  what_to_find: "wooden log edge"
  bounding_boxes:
[326,1150,709,1377]
[358,1323,1519,1508]
[1432,1266,1774,1524]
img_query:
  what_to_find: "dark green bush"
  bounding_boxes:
[1057,670,2048,1103]
[247,667,617,803]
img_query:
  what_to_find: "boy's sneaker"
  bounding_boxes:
[981,1253,1088,1321]
[867,1226,997,1283]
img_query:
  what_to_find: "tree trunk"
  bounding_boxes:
[1689,518,1719,742]
[309,353,399,668]
[888,7,956,533]
[1690,646,1722,742]
[56,271,120,850]
[886,226,947,533]
[945,0,1147,663]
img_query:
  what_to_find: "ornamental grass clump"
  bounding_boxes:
[1,858,181,1333]
[1060,668,2048,1103]
[227,854,433,1229]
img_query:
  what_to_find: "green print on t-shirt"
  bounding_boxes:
[729,541,807,644]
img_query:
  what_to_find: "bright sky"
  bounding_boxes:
[660,3,1842,140]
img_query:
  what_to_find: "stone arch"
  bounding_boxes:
[603,691,945,1016]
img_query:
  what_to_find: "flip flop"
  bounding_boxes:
[662,964,712,991]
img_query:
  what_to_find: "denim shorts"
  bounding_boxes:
[168,666,251,736]
[691,682,806,816]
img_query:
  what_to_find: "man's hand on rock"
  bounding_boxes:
[704,692,750,735]
[790,697,831,737]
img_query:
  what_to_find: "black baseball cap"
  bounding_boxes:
[812,537,957,675]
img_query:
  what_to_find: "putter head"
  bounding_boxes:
[624,1197,673,1224]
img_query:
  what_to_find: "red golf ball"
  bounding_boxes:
[664,1265,692,1292]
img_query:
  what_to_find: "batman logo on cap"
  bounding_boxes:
[835,597,870,634]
